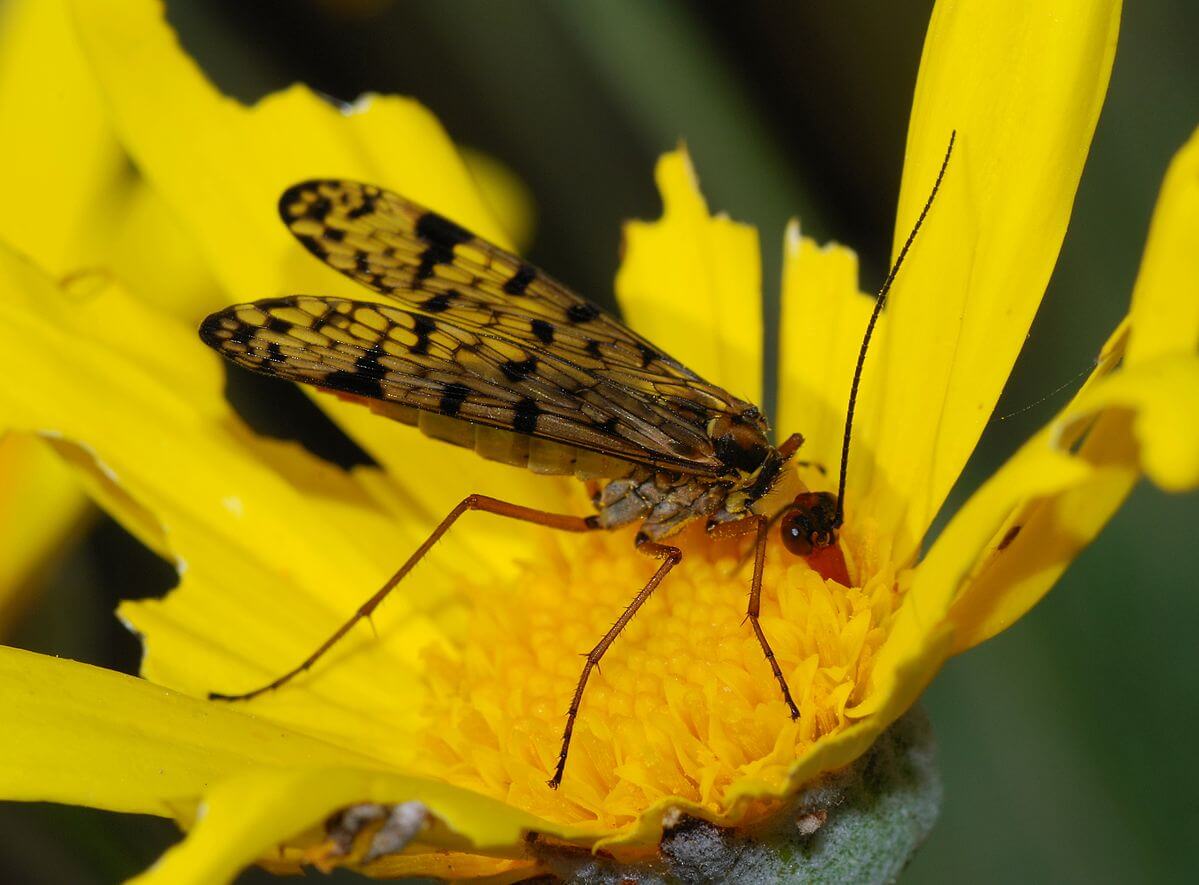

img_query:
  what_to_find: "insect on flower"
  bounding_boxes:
[199,134,954,789]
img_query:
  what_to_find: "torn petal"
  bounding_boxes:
[616,147,763,404]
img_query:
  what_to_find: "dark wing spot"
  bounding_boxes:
[599,417,620,434]
[296,234,328,261]
[512,398,540,433]
[252,296,297,311]
[439,382,471,417]
[354,252,371,274]
[501,357,538,382]
[414,213,471,281]
[502,263,537,295]
[530,319,555,344]
[345,195,376,219]
[416,246,451,281]
[264,316,290,334]
[415,211,472,250]
[636,343,660,368]
[419,291,455,313]
[321,370,383,399]
[324,228,346,243]
[307,196,332,222]
[230,325,255,347]
[354,347,386,376]
[410,315,436,355]
[566,302,601,324]
[264,342,285,363]
[278,183,314,221]
[585,339,603,359]
[197,316,226,349]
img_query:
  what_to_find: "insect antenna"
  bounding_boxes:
[833,131,956,528]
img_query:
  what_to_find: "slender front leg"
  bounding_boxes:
[709,515,801,719]
[548,533,682,789]
[210,494,598,702]
[777,432,805,460]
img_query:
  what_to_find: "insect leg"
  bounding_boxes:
[209,494,598,702]
[709,515,801,719]
[777,432,826,474]
[777,432,805,460]
[548,534,682,790]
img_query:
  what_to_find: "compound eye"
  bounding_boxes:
[780,510,814,556]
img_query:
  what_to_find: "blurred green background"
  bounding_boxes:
[2,1,1197,882]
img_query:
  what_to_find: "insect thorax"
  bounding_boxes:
[593,447,788,541]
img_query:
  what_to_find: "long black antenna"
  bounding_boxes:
[833,131,956,528]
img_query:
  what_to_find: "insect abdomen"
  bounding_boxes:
[366,399,635,480]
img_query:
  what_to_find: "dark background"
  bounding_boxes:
[3,1,1197,882]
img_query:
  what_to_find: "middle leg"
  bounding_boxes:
[709,515,801,719]
[547,532,682,789]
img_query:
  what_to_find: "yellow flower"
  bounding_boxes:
[2,0,1196,882]
[0,0,218,633]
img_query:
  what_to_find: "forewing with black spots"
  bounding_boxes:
[200,296,725,474]
[277,179,754,430]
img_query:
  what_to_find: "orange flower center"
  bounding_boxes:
[418,516,903,831]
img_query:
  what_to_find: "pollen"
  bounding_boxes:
[418,517,903,831]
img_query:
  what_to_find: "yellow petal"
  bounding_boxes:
[0,0,123,276]
[0,246,460,759]
[0,433,89,634]
[131,767,545,885]
[1126,126,1199,365]
[943,123,1199,651]
[70,0,506,294]
[70,0,566,541]
[907,347,1196,657]
[0,253,572,874]
[859,0,1121,560]
[1068,355,1199,492]
[0,0,216,321]
[776,222,876,485]
[97,178,223,322]
[460,146,538,255]
[0,645,370,813]
[855,446,1094,718]
[0,646,548,882]
[616,147,763,404]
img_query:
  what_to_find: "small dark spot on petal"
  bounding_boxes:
[998,524,1022,550]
